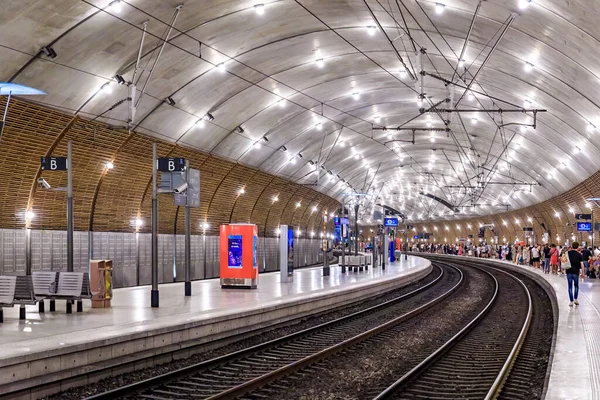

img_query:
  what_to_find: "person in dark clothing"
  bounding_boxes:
[543,244,551,274]
[565,242,584,306]
[581,247,592,279]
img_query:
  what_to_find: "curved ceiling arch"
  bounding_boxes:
[4,0,600,227]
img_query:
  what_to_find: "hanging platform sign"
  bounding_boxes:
[157,157,185,172]
[41,157,68,170]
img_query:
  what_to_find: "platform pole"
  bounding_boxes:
[66,300,72,314]
[49,299,55,312]
[67,140,74,272]
[38,299,44,313]
[19,305,26,320]
[151,143,159,307]
[184,160,191,296]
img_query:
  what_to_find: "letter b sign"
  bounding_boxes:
[41,157,67,171]
[157,157,185,172]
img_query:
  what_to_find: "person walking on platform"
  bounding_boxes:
[549,244,559,275]
[581,246,592,280]
[562,242,584,306]
[543,244,551,274]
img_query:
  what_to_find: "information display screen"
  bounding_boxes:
[288,226,294,275]
[253,236,257,269]
[333,216,340,225]
[577,222,592,232]
[340,217,350,225]
[384,217,399,227]
[227,235,243,268]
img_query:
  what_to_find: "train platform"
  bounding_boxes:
[508,262,600,400]
[0,256,431,400]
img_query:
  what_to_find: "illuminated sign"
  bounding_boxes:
[577,222,592,232]
[384,217,399,227]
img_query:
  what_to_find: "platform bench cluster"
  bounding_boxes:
[340,254,372,273]
[0,271,92,322]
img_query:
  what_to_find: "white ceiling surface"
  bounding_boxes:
[2,0,600,223]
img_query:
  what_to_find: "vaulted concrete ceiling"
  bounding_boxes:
[2,0,599,224]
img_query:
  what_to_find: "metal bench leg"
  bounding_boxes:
[365,264,369,271]
[66,300,72,314]
[49,299,56,312]
[38,300,45,313]
[19,305,26,320]
[341,265,346,273]
[359,265,364,272]
[0,307,3,323]
[77,300,83,313]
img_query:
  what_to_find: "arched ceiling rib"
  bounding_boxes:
[3,0,600,226]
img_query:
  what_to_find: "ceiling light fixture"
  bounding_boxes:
[101,82,112,94]
[518,0,532,9]
[587,122,595,132]
[25,210,35,221]
[524,62,534,72]
[316,122,323,130]
[254,3,265,14]
[367,26,377,36]
[467,92,475,101]
[435,3,445,14]
[109,0,122,13]
[352,92,360,100]
[40,46,57,59]
[217,63,226,72]
[114,74,126,85]
[458,59,465,68]
[471,117,478,124]
[316,58,324,68]
[105,161,114,170]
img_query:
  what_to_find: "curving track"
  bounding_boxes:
[84,257,553,400]
[85,263,462,400]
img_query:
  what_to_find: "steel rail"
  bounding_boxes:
[205,265,463,400]
[85,263,455,400]
[373,256,533,400]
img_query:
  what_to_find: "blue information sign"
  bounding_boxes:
[227,235,243,268]
[577,222,592,232]
[384,217,399,227]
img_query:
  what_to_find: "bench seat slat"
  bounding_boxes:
[0,276,17,306]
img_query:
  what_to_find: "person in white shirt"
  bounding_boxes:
[531,245,541,269]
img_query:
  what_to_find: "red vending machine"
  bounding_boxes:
[220,223,259,288]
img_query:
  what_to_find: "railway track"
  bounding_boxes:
[373,260,532,400]
[85,262,462,400]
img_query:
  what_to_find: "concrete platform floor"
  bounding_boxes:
[0,256,430,363]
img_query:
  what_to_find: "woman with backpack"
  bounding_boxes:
[562,242,585,306]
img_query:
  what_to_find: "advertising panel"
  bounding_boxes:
[227,235,243,268]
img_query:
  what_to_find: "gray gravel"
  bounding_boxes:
[253,265,493,400]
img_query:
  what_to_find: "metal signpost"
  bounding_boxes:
[157,153,199,299]
[151,144,159,307]
[38,141,73,312]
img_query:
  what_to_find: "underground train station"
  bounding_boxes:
[0,0,599,399]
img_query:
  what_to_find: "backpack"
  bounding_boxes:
[561,251,571,270]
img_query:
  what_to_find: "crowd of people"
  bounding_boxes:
[410,240,600,306]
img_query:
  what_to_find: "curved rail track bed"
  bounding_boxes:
[77,257,554,400]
